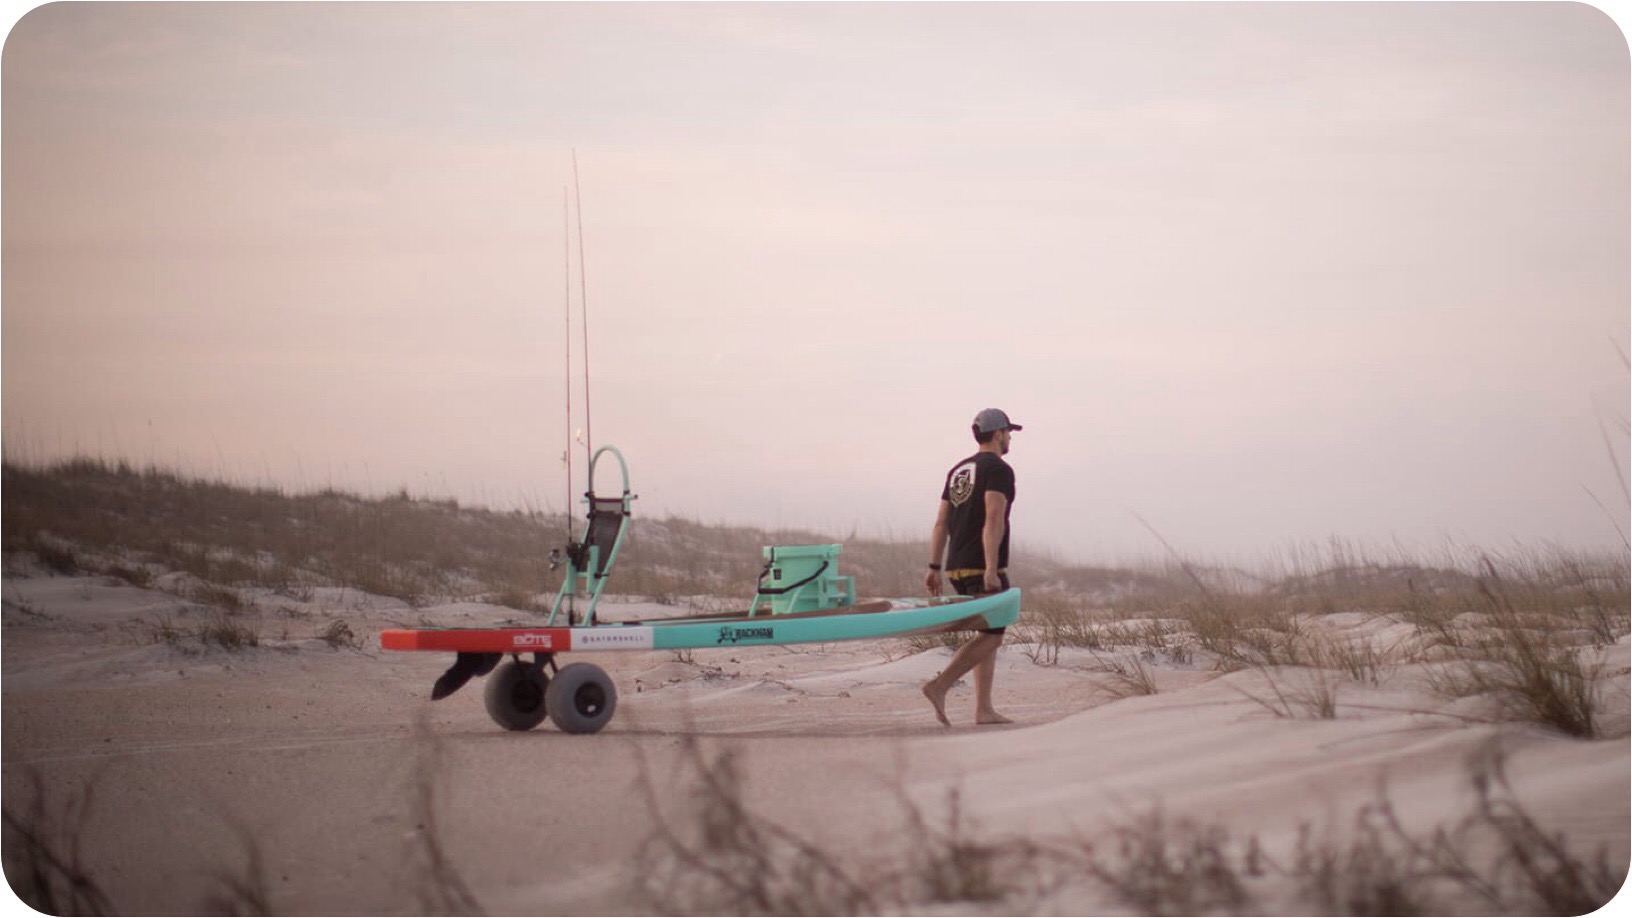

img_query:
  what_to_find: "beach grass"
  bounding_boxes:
[2,455,1627,914]
[6,455,1627,736]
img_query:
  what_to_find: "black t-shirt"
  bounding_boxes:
[939,451,1016,571]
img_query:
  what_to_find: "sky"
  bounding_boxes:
[3,2,1628,564]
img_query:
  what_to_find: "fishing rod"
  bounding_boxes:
[562,185,575,545]
[572,149,594,477]
[550,154,601,605]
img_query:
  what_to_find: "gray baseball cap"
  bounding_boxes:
[973,408,1023,433]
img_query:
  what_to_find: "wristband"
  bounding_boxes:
[927,563,942,571]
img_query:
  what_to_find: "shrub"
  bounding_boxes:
[136,612,258,653]
[192,583,245,613]
[320,619,358,650]
[198,612,259,651]
[1428,572,1605,739]
[1096,652,1160,700]
[106,563,154,589]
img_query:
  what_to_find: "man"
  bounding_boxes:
[921,408,1020,726]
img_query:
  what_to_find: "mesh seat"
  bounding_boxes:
[574,496,629,578]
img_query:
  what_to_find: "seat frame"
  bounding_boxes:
[547,445,635,626]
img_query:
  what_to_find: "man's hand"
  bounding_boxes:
[982,569,1002,594]
[926,500,952,598]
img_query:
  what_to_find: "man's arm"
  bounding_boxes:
[925,500,951,595]
[981,491,1008,593]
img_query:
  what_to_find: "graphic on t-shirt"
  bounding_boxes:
[948,462,976,507]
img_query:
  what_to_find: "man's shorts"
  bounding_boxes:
[949,571,1009,636]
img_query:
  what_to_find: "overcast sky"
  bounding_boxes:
[4,3,1628,563]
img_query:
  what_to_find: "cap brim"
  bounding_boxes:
[1008,423,1023,431]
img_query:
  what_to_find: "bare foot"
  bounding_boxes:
[922,680,951,726]
[975,710,1013,725]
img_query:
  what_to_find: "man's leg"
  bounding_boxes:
[973,637,1011,725]
[922,632,1004,726]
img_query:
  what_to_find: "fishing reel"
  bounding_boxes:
[546,544,592,572]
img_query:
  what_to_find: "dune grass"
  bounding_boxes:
[631,735,1622,916]
[633,736,880,915]
[0,725,487,917]
[3,456,1626,914]
[1424,566,1611,738]
[7,735,1616,916]
[1002,542,1626,736]
[631,735,1060,915]
[9,455,1627,735]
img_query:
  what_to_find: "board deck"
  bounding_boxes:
[380,589,1021,655]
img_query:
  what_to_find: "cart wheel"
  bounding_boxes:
[484,660,550,731]
[545,662,617,734]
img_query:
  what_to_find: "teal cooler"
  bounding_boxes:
[752,544,856,614]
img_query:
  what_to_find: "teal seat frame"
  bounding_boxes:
[547,445,635,626]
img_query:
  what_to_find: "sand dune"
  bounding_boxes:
[2,574,1627,914]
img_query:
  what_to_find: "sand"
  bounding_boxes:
[2,573,1628,914]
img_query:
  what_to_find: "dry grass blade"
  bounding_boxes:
[891,784,1058,905]
[903,630,963,654]
[632,736,1063,914]
[1079,806,1257,916]
[200,820,275,916]
[0,770,114,916]
[199,610,259,650]
[320,618,359,649]
[1291,810,1432,916]
[1464,744,1625,914]
[632,735,877,915]
[1094,652,1160,700]
[409,719,484,916]
[1082,747,1625,916]
[1428,564,1606,738]
[136,610,260,653]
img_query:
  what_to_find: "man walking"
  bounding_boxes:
[922,408,1020,726]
